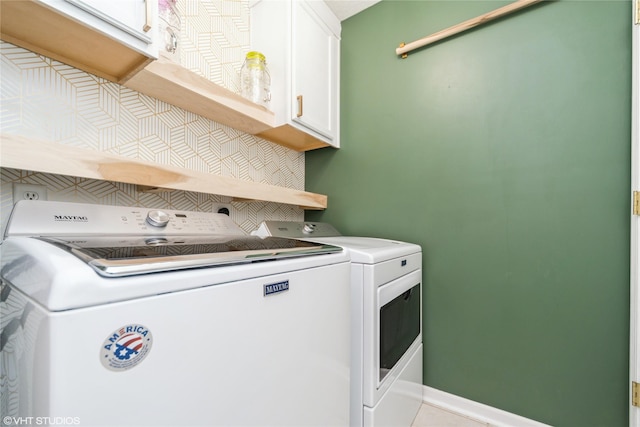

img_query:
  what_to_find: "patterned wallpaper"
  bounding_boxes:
[0,0,305,235]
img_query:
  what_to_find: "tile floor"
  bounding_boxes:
[412,403,491,427]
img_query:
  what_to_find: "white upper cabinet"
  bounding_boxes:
[0,0,157,83]
[291,1,340,143]
[53,0,156,56]
[250,0,341,150]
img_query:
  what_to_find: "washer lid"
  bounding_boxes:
[37,235,342,277]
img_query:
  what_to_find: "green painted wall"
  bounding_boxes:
[305,1,631,425]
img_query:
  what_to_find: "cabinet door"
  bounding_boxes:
[291,1,339,144]
[65,0,152,40]
[41,0,155,56]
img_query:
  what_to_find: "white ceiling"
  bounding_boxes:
[324,0,380,21]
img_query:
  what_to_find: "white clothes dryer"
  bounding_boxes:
[253,221,424,427]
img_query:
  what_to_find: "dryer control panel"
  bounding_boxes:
[253,221,341,238]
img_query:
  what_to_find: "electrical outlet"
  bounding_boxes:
[13,183,48,204]
[213,203,232,216]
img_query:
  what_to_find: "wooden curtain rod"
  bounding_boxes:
[396,0,543,58]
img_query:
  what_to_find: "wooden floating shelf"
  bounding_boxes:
[0,134,327,210]
[124,56,331,152]
[124,55,277,136]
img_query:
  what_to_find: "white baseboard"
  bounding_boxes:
[421,386,552,427]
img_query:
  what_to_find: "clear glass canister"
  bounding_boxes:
[158,0,180,60]
[241,51,271,109]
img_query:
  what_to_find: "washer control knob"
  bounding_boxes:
[145,237,169,246]
[302,223,316,234]
[146,210,170,227]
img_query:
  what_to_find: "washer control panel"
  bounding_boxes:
[5,200,245,237]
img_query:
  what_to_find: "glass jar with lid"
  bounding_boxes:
[240,51,271,109]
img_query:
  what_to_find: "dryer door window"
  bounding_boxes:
[379,282,421,381]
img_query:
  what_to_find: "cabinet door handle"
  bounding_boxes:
[297,95,303,117]
[143,0,152,32]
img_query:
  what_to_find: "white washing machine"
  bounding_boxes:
[253,221,424,427]
[0,201,351,426]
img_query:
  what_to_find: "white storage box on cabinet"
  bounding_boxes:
[0,0,157,83]
[250,0,341,151]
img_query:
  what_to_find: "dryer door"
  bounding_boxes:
[363,268,423,407]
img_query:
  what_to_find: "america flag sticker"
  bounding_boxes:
[100,324,153,372]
